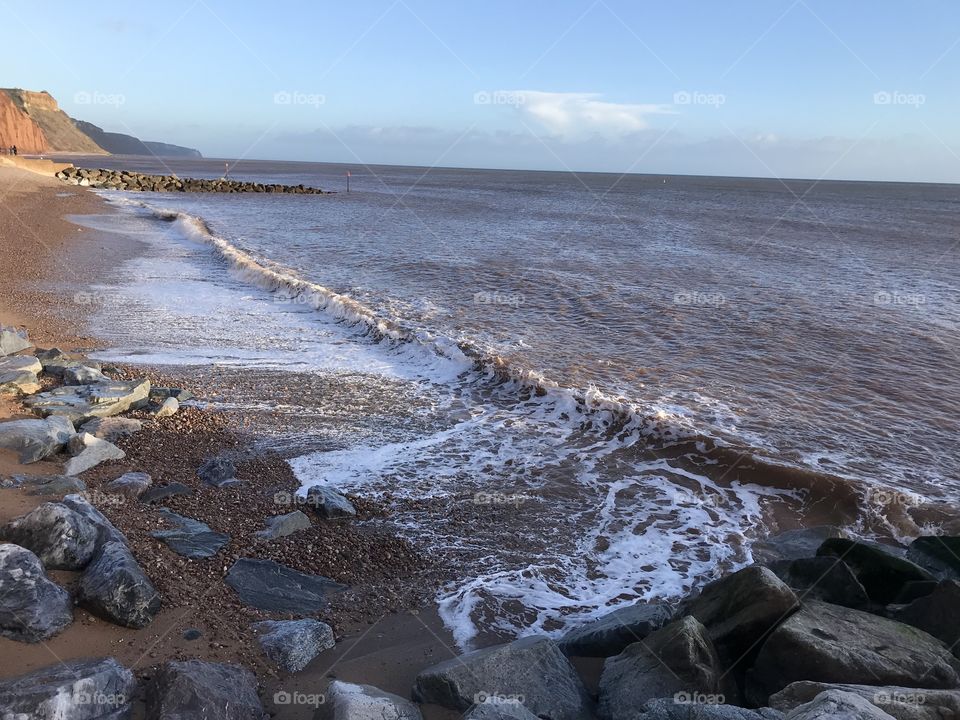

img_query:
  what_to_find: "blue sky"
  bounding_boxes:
[3,1,959,181]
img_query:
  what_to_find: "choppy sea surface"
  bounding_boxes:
[64,156,960,648]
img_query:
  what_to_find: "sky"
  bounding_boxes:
[3,0,959,182]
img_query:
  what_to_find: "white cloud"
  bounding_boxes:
[501,91,672,141]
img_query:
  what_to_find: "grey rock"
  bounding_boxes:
[306,485,356,519]
[63,365,110,385]
[558,602,672,657]
[151,387,194,403]
[598,616,729,718]
[151,508,229,559]
[153,396,179,418]
[0,326,32,356]
[104,471,152,501]
[36,350,100,378]
[255,510,311,541]
[317,681,423,720]
[906,536,960,580]
[0,368,41,395]
[145,660,267,720]
[251,618,334,672]
[139,482,192,504]
[817,539,935,605]
[784,690,896,719]
[0,355,41,375]
[894,580,960,657]
[684,565,799,662]
[79,417,143,442]
[748,600,960,703]
[631,698,784,719]
[16,473,88,495]
[770,681,960,720]
[464,700,540,720]
[0,415,75,463]
[61,493,128,549]
[0,543,73,642]
[2,502,99,569]
[0,657,135,719]
[64,433,125,475]
[414,635,593,720]
[225,558,344,613]
[198,455,237,487]
[78,541,161,628]
[752,526,850,565]
[25,378,151,424]
[769,556,870,610]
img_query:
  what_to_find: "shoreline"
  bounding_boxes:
[0,165,463,719]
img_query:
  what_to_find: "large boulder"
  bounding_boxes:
[317,681,423,720]
[151,509,229,559]
[747,600,960,703]
[817,539,935,605]
[558,602,672,657]
[0,657,135,719]
[63,365,109,385]
[770,681,960,720]
[684,566,799,662]
[306,485,356,519]
[894,580,960,656]
[0,415,75,463]
[629,698,783,719]
[78,540,161,628]
[0,543,73,642]
[0,326,31,356]
[61,493,128,549]
[225,558,344,613]
[251,618,334,672]
[25,377,151,424]
[783,689,896,719]
[752,527,850,565]
[79,417,143,442]
[906,536,960,580]
[64,433,125,475]
[768,556,870,610]
[145,660,267,720]
[1,502,99,569]
[413,636,593,720]
[598,616,729,719]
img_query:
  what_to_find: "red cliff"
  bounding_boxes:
[0,90,47,153]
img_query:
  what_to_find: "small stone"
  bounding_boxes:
[153,396,179,418]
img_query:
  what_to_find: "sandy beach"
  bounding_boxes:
[0,164,468,719]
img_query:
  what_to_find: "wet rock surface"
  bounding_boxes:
[251,618,335,672]
[225,558,345,612]
[151,508,229,558]
[78,540,161,628]
[1,501,99,569]
[0,657,135,719]
[0,543,73,642]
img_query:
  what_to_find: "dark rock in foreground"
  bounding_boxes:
[751,526,849,566]
[894,579,960,656]
[57,166,329,195]
[414,636,593,720]
[2,501,99,569]
[151,508,229,559]
[225,558,344,613]
[906,535,960,580]
[747,600,960,703]
[769,556,870,610]
[251,618,334,672]
[0,543,73,642]
[145,660,267,720]
[62,493,128,550]
[319,680,423,720]
[79,540,161,628]
[0,657,135,719]
[769,680,960,718]
[817,539,935,605]
[598,616,730,718]
[558,602,672,657]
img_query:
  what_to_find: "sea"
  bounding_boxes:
[61,156,960,648]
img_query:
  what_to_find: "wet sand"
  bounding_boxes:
[0,165,463,718]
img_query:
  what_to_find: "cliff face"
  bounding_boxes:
[3,89,107,154]
[0,91,48,153]
[74,120,202,158]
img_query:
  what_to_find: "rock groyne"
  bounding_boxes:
[56,166,328,194]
